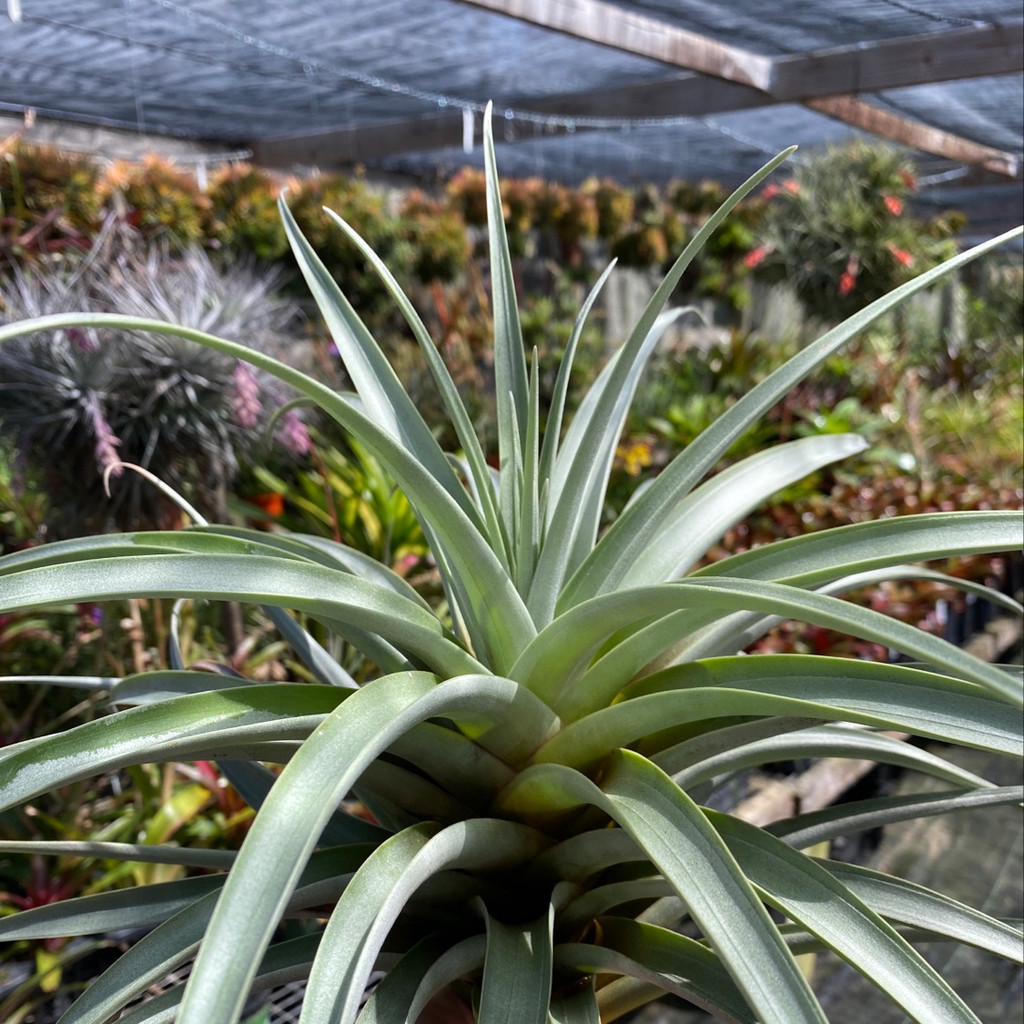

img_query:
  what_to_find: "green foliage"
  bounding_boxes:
[205,164,289,263]
[0,440,47,551]
[398,190,471,284]
[746,142,961,322]
[239,432,428,573]
[0,111,1020,1024]
[287,173,406,326]
[98,155,211,246]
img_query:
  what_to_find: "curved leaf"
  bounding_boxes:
[824,860,1024,963]
[0,684,346,810]
[538,260,617,493]
[559,225,1023,611]
[278,195,481,530]
[619,434,869,588]
[0,552,483,679]
[547,984,601,1024]
[0,875,224,941]
[575,655,1021,761]
[515,578,1021,719]
[481,105,530,542]
[558,877,673,936]
[177,674,551,1024]
[478,905,553,1024]
[317,209,507,566]
[532,151,797,626]
[355,934,485,1024]
[769,785,1024,849]
[0,840,234,871]
[711,811,980,1023]
[301,819,548,1024]
[530,307,687,622]
[697,510,1024,588]
[0,311,537,673]
[498,752,825,1024]
[663,722,995,791]
[556,918,754,1023]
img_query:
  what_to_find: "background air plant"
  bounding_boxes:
[0,109,1020,1023]
[0,234,309,536]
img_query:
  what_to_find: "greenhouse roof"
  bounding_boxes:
[1,0,1021,241]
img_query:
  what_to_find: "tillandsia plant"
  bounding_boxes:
[0,107,1022,1024]
[0,238,309,536]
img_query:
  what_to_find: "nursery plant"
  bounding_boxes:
[0,109,1022,1023]
[0,240,307,536]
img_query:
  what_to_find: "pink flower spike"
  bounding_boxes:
[232,362,262,429]
[277,410,311,457]
[86,395,122,477]
[67,327,98,352]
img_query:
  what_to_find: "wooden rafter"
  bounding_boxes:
[807,95,1020,178]
[449,0,1023,176]
[458,0,1023,96]
[458,0,773,88]
[252,74,771,168]
[253,1,1023,178]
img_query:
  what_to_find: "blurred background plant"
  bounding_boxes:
[744,141,963,323]
[97,155,211,247]
[237,430,428,574]
[0,234,310,537]
[0,138,102,274]
[204,163,289,264]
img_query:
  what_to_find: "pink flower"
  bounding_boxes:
[232,362,262,429]
[838,256,859,297]
[883,195,904,216]
[782,179,800,194]
[761,183,781,200]
[86,394,122,477]
[887,244,914,268]
[276,410,311,457]
[66,327,98,352]
[743,245,771,268]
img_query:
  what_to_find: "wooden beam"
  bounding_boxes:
[771,21,1024,99]
[807,95,1021,178]
[459,0,1023,98]
[253,110,465,168]
[256,2,1022,177]
[456,0,773,87]
[452,1,1023,178]
[252,74,772,168]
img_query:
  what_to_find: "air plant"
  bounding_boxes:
[0,238,308,535]
[0,109,1020,1023]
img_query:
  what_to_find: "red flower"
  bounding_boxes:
[899,170,918,190]
[782,179,800,194]
[250,492,284,517]
[743,244,771,268]
[761,182,781,199]
[838,256,858,297]
[883,195,904,216]
[886,244,914,268]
